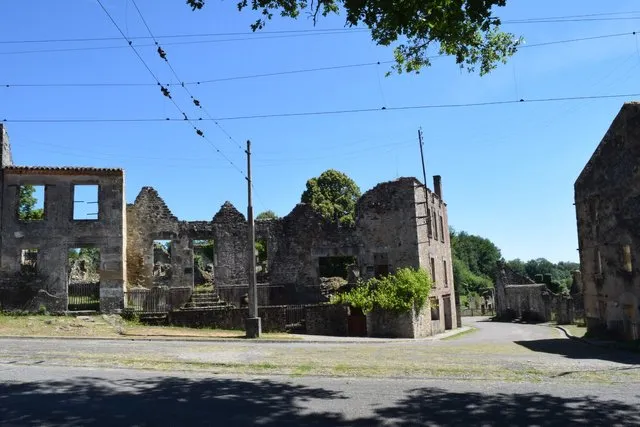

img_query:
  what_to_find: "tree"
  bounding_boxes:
[301,169,361,226]
[185,0,520,75]
[450,228,501,280]
[18,185,44,221]
[256,210,279,220]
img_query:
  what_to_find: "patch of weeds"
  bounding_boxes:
[253,362,277,370]
[291,363,313,377]
[441,327,478,341]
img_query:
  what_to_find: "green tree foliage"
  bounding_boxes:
[450,228,501,283]
[301,169,361,226]
[331,267,432,313]
[256,210,279,220]
[18,185,44,221]
[509,258,579,294]
[186,0,520,75]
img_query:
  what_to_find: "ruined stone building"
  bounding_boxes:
[575,102,640,340]
[494,262,574,324]
[0,125,458,335]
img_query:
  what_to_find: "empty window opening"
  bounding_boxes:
[432,211,439,241]
[439,215,445,242]
[373,252,389,279]
[153,240,172,285]
[623,244,632,273]
[73,185,99,220]
[443,259,449,287]
[426,208,433,238]
[18,185,45,221]
[68,247,100,311]
[193,240,214,287]
[430,297,440,320]
[20,249,39,275]
[430,257,436,284]
[319,256,356,279]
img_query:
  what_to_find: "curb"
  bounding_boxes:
[0,326,472,345]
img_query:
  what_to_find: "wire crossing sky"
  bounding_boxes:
[3,1,640,263]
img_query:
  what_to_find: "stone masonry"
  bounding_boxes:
[575,102,640,340]
[0,124,458,332]
[0,124,126,313]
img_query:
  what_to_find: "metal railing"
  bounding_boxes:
[68,282,100,311]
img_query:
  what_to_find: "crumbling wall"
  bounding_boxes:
[575,102,640,340]
[126,187,195,290]
[212,202,248,286]
[0,167,126,313]
[268,203,358,303]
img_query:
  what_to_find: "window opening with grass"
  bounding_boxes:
[73,184,99,220]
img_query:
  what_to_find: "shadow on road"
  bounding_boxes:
[1,376,640,426]
[515,338,640,365]
[374,387,640,426]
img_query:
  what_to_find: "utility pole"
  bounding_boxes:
[245,140,261,338]
[418,128,427,188]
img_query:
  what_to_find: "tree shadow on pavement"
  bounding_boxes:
[374,387,640,426]
[0,376,355,427]
[1,375,640,426]
[515,338,640,365]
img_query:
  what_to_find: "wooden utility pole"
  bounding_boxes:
[418,128,427,188]
[245,140,261,338]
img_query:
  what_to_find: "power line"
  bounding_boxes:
[5,92,640,123]
[95,0,245,176]
[0,61,396,88]
[0,30,366,56]
[0,28,366,45]
[3,28,639,88]
[129,0,243,151]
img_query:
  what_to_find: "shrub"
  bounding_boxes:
[331,267,432,314]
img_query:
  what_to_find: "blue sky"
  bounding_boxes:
[2,1,640,263]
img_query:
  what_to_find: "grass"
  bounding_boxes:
[0,313,298,340]
[441,327,478,341]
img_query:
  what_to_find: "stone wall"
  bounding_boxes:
[305,304,349,336]
[366,304,433,338]
[0,166,126,313]
[575,102,640,340]
[168,306,287,332]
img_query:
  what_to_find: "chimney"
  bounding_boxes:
[0,124,13,168]
[433,175,442,199]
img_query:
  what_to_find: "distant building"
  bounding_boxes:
[574,102,640,340]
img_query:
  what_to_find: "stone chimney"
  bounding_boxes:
[433,175,442,199]
[0,124,14,168]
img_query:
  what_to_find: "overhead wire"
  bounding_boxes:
[129,0,243,151]
[5,92,640,123]
[3,28,640,88]
[94,0,246,177]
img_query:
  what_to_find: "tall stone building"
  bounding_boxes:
[575,102,640,340]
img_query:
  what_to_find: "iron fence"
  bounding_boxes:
[460,308,496,317]
[68,282,100,311]
[124,287,193,314]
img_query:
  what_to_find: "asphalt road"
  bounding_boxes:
[1,364,639,426]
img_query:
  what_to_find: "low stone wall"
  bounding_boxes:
[216,284,289,307]
[366,305,432,338]
[305,304,349,336]
[168,306,287,332]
